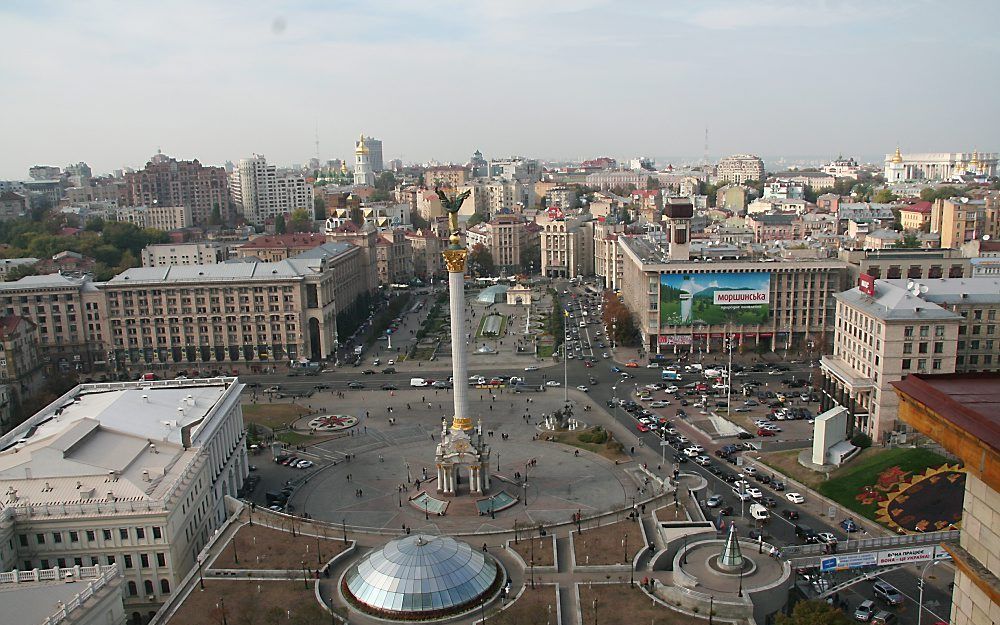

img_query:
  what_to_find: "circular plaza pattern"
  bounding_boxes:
[306,414,358,432]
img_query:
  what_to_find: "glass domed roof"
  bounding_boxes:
[344,534,499,616]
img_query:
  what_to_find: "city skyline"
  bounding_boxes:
[2,0,999,178]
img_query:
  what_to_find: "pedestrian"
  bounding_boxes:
[347,474,352,481]
[407,403,411,410]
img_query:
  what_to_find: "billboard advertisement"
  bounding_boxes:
[658,335,693,345]
[660,272,771,326]
[858,273,876,296]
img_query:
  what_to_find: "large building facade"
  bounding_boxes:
[230,155,314,226]
[618,234,848,353]
[715,154,765,185]
[124,153,230,227]
[885,149,998,182]
[538,212,593,279]
[930,195,1000,249]
[0,378,247,623]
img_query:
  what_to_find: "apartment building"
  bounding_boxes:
[715,154,765,185]
[101,249,363,368]
[546,186,578,211]
[930,195,1000,248]
[618,234,848,353]
[423,165,467,189]
[141,243,225,267]
[230,155,314,226]
[93,205,192,232]
[538,211,593,279]
[0,378,247,623]
[836,203,895,235]
[234,233,326,262]
[593,220,627,290]
[124,153,230,226]
[584,170,652,191]
[745,213,803,243]
[457,179,532,218]
[821,279,961,442]
[838,248,972,285]
[0,274,105,373]
[405,229,445,281]
[0,315,42,395]
[375,229,412,286]
[898,201,933,231]
[464,215,528,270]
[324,221,380,296]
[0,191,27,221]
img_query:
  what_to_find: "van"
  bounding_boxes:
[872,580,903,605]
[749,503,769,521]
[410,378,428,388]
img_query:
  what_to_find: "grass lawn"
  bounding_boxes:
[756,449,827,490]
[165,580,328,625]
[483,585,557,625]
[509,535,554,567]
[211,522,348,570]
[573,518,640,566]
[275,431,322,446]
[579,584,708,625]
[549,427,627,462]
[817,447,950,522]
[241,403,310,430]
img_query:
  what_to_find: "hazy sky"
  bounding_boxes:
[1,0,998,178]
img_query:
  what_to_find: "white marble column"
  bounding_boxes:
[449,270,470,427]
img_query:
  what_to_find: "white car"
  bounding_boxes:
[295,460,314,469]
[712,383,729,390]
[683,447,701,458]
[646,362,660,368]
[524,366,539,371]
[694,455,711,466]
[742,466,758,476]
[746,487,763,499]
[675,435,689,444]
[576,385,589,392]
[733,487,753,501]
[786,492,805,504]
[545,380,561,387]
[387,359,395,365]
[665,385,679,393]
[602,352,610,359]
[817,532,838,545]
[733,480,751,490]
[687,444,704,454]
[650,401,670,408]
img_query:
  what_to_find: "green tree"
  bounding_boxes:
[209,202,223,226]
[872,188,897,203]
[84,217,105,232]
[919,186,965,202]
[5,263,37,282]
[776,600,851,625]
[274,214,287,234]
[894,233,921,248]
[646,177,660,190]
[520,243,540,274]
[410,210,429,230]
[468,243,496,277]
[375,171,397,191]
[349,206,363,226]
[313,196,327,221]
[288,208,313,233]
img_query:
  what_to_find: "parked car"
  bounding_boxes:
[706,495,724,508]
[872,580,903,606]
[840,518,859,533]
[786,492,805,504]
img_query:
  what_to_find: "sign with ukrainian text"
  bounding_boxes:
[660,272,771,326]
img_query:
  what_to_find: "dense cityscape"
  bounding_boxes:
[1,3,998,625]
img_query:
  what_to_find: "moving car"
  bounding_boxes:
[524,366,539,371]
[381,384,399,390]
[872,580,903,606]
[348,381,365,389]
[706,495,724,508]
[840,518,859,533]
[786,492,805,504]
[576,385,589,392]
[694,455,711,466]
[854,600,876,622]
[816,532,838,545]
[295,460,314,469]
[781,509,800,520]
[545,380,561,387]
[749,503,770,521]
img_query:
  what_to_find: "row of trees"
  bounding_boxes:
[0,214,169,280]
[601,290,639,347]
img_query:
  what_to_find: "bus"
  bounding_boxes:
[661,370,681,381]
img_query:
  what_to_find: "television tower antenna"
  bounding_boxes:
[703,127,709,166]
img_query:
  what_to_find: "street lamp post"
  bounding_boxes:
[917,558,943,625]
[232,536,239,564]
[248,501,254,526]
[497,452,500,472]
[301,560,309,589]
[197,554,205,590]
[341,519,347,544]
[737,564,744,597]
[709,595,714,625]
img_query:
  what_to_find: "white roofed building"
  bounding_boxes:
[0,377,247,622]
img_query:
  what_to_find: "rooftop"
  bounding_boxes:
[836,279,964,321]
[0,566,120,625]
[106,258,327,284]
[240,233,327,249]
[0,273,90,291]
[0,379,239,511]
[882,277,1000,305]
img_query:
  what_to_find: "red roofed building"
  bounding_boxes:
[234,233,327,262]
[898,200,933,232]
